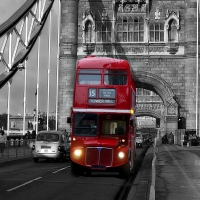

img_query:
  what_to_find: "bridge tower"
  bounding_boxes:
[184,0,199,132]
[57,0,199,136]
[58,0,79,131]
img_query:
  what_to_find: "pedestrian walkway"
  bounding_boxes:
[155,144,200,200]
[0,143,32,164]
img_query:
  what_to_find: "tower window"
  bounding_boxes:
[96,22,111,43]
[168,19,177,42]
[85,21,92,43]
[150,23,164,42]
[116,16,144,42]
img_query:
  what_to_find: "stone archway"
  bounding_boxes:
[136,109,165,138]
[134,71,179,135]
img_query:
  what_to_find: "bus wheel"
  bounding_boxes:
[34,158,39,163]
[71,161,84,176]
[119,161,131,179]
[85,168,91,176]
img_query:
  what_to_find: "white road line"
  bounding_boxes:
[7,166,70,191]
[164,146,200,198]
[52,166,70,173]
[7,177,42,192]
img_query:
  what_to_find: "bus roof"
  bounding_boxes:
[77,56,130,70]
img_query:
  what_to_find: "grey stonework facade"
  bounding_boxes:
[58,0,199,136]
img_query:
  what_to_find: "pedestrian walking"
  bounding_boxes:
[25,131,31,139]
[32,130,36,139]
[0,128,7,157]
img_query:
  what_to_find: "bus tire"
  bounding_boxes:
[34,158,39,163]
[119,160,131,179]
[71,161,84,176]
[85,168,91,176]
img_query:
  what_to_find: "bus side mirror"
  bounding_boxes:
[67,117,71,124]
[130,120,133,126]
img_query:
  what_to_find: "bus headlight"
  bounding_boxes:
[74,149,82,157]
[118,151,125,159]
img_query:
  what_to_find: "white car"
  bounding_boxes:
[32,130,70,162]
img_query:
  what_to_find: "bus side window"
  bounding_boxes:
[115,126,124,135]
[110,122,117,134]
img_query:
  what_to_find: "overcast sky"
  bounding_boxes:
[0,0,58,116]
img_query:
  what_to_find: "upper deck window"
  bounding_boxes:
[78,70,101,85]
[104,70,127,85]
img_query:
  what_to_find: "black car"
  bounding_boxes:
[190,138,199,146]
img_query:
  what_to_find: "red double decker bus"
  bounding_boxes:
[69,56,136,178]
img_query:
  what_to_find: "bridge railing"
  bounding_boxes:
[0,139,35,161]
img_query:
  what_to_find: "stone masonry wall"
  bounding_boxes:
[59,0,78,131]
[59,0,198,132]
[184,0,198,130]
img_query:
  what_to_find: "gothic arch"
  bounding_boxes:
[164,10,180,42]
[134,71,177,107]
[136,110,163,120]
[134,70,179,135]
[82,12,95,43]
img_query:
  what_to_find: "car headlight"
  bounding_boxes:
[118,151,125,159]
[74,149,82,157]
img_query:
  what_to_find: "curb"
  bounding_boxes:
[0,155,32,165]
[149,152,156,200]
[127,146,154,200]
[148,139,158,200]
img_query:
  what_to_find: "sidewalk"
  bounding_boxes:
[128,143,200,200]
[0,143,32,164]
[155,144,200,200]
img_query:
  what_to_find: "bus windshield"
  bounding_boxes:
[74,113,98,136]
[102,120,126,135]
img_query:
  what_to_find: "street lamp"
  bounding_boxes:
[33,108,36,131]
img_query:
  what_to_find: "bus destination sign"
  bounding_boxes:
[99,89,116,98]
[88,99,115,104]
[88,88,116,104]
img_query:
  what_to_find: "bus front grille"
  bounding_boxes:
[86,147,113,168]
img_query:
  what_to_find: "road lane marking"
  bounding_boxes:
[164,145,200,198]
[52,166,70,173]
[7,177,42,192]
